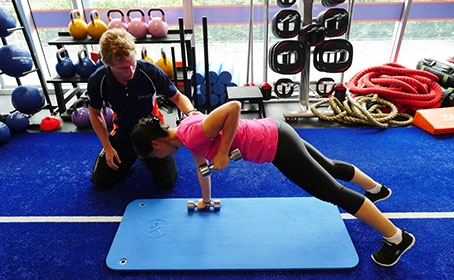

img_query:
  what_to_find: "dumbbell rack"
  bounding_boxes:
[283,0,354,121]
[47,20,194,120]
[0,0,54,117]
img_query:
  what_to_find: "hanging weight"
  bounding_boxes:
[315,77,335,96]
[277,0,297,7]
[298,24,325,46]
[315,8,349,37]
[274,78,296,98]
[322,0,345,7]
[313,39,353,73]
[269,40,305,74]
[271,10,301,38]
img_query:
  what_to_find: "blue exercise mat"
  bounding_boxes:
[106,197,358,270]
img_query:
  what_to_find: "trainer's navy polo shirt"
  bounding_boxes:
[87,60,177,139]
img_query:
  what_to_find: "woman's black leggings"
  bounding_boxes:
[272,120,365,215]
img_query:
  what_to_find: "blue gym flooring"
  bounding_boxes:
[0,127,453,279]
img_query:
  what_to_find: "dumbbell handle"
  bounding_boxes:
[198,149,242,177]
[187,199,221,211]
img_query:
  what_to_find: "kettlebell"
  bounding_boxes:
[55,47,76,78]
[75,48,97,78]
[156,48,173,77]
[141,47,154,63]
[88,10,108,39]
[68,10,88,39]
[127,9,148,39]
[96,54,104,68]
[71,99,91,129]
[147,8,168,38]
[107,9,128,30]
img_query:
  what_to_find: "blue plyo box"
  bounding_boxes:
[106,197,359,270]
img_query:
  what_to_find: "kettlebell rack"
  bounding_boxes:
[1,0,54,116]
[47,20,194,120]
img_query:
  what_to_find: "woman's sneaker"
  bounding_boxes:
[371,229,415,267]
[365,184,392,203]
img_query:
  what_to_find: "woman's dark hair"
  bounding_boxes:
[130,116,169,158]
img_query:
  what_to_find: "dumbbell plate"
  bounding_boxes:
[213,200,221,211]
[187,200,197,211]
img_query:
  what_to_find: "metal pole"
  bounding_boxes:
[263,0,269,82]
[340,0,355,84]
[389,0,413,63]
[182,0,195,46]
[298,0,313,110]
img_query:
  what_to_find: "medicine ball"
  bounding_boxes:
[102,106,114,127]
[11,86,45,114]
[0,7,16,38]
[0,45,33,77]
[40,116,62,132]
[0,122,11,146]
[5,112,29,133]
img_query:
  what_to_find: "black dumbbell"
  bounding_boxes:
[198,149,242,178]
[187,199,221,211]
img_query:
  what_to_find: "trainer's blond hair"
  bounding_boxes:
[99,28,136,65]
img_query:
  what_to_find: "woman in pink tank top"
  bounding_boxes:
[130,101,414,267]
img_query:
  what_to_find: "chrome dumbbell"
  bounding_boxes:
[198,149,242,178]
[187,199,221,211]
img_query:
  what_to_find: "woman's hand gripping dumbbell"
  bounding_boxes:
[187,199,221,211]
[198,149,242,178]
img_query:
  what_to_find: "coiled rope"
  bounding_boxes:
[311,93,413,128]
[345,63,443,113]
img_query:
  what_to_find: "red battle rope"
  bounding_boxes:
[345,63,443,113]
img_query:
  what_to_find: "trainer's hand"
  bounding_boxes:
[211,152,230,171]
[105,147,121,171]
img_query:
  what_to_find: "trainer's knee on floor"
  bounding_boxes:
[90,175,118,189]
[153,172,177,190]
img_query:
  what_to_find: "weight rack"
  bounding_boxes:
[283,0,355,121]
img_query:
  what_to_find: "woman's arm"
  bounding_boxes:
[193,155,211,209]
[202,101,242,170]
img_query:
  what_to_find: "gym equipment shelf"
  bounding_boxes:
[46,74,87,120]
[48,30,193,46]
[1,0,54,116]
[46,24,194,119]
